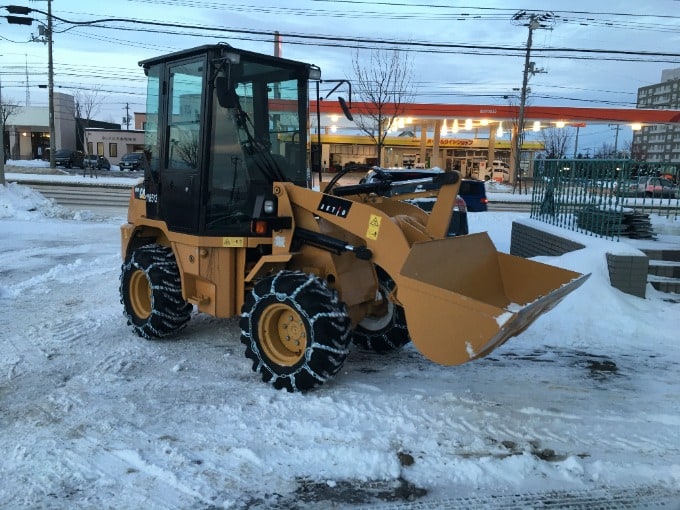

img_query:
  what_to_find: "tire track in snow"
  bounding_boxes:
[343,347,680,465]
[1,310,121,426]
[56,437,216,509]
[52,423,289,509]
[352,484,680,510]
[6,253,119,297]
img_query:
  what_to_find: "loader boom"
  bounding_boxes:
[273,180,587,365]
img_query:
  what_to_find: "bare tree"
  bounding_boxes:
[541,127,574,159]
[623,139,637,160]
[74,87,104,154]
[1,97,22,127]
[74,87,103,122]
[593,141,615,159]
[1,97,22,181]
[350,48,415,166]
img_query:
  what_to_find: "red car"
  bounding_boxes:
[630,177,678,198]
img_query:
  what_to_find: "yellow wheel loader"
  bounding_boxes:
[120,44,588,392]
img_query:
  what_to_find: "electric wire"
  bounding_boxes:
[2,1,679,116]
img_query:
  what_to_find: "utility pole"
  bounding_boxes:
[47,0,55,168]
[609,123,621,158]
[573,125,580,158]
[511,11,555,192]
[572,123,586,158]
[26,2,54,166]
[123,102,131,129]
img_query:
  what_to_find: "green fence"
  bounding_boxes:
[530,159,679,241]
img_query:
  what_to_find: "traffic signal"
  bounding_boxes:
[5,6,32,15]
[4,5,33,24]
[6,15,33,25]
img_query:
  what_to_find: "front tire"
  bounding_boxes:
[353,267,411,353]
[120,244,192,339]
[240,271,352,392]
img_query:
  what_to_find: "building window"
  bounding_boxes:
[87,142,93,154]
[97,142,104,156]
[109,143,118,157]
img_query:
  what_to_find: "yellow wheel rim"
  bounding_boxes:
[258,303,307,366]
[129,269,152,320]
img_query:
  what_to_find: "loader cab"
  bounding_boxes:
[139,44,316,235]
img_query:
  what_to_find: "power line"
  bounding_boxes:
[8,6,680,61]
[4,3,679,115]
[46,20,680,65]
[123,0,680,25]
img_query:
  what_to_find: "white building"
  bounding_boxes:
[2,91,139,165]
[3,92,76,160]
[84,128,144,166]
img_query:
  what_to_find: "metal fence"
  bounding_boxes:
[530,159,679,241]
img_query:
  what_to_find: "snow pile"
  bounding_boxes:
[0,181,106,221]
[0,181,65,220]
[5,158,51,168]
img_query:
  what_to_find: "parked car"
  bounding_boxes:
[119,152,148,171]
[84,154,111,171]
[477,160,510,182]
[358,167,490,236]
[629,177,679,198]
[54,149,85,169]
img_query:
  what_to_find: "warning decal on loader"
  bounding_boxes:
[366,214,382,240]
[222,237,245,247]
[317,195,352,218]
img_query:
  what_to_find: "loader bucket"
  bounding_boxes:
[395,232,588,365]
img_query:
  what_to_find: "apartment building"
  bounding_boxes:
[632,68,680,167]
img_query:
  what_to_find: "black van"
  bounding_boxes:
[458,178,489,212]
[54,149,85,169]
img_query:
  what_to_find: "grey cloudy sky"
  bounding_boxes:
[2,0,680,152]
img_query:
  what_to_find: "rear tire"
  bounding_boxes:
[353,267,411,353]
[120,244,192,339]
[240,271,352,392]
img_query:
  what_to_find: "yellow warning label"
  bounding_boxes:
[366,214,381,240]
[222,237,245,248]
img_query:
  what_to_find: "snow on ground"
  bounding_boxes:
[1,175,680,509]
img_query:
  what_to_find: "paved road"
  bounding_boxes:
[488,201,531,212]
